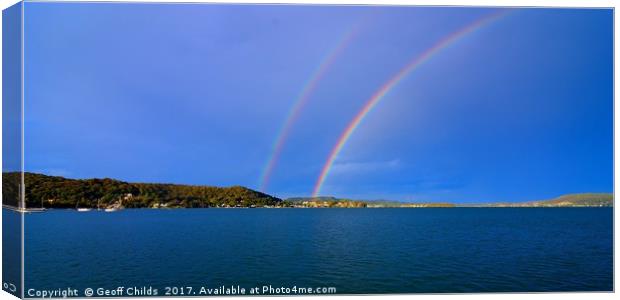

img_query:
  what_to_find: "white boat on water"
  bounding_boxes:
[104,208,118,212]
[76,201,92,212]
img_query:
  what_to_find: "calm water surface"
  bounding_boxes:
[25,208,612,294]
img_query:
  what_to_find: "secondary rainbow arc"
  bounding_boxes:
[258,15,373,192]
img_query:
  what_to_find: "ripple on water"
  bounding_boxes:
[23,208,612,293]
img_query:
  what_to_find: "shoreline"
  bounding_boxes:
[3,206,613,213]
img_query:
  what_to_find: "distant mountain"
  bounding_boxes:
[4,172,281,209]
[483,193,613,207]
[284,196,367,208]
[286,194,612,208]
[284,197,455,208]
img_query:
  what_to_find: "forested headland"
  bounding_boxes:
[4,172,281,209]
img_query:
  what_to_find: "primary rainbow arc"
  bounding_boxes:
[311,10,510,197]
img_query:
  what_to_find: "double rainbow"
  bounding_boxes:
[311,10,510,197]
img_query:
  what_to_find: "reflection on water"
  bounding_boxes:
[25,208,612,294]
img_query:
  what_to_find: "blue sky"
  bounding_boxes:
[23,3,612,202]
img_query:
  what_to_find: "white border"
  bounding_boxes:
[0,1,616,300]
